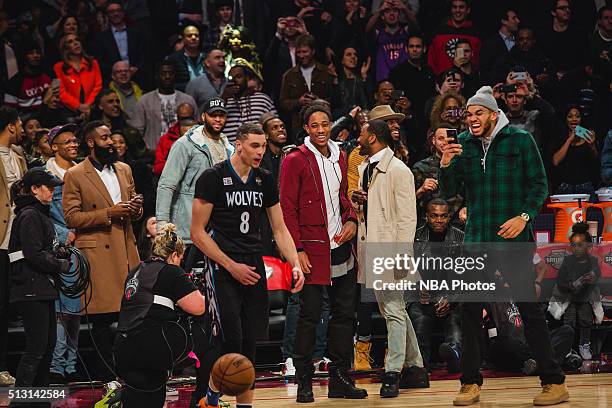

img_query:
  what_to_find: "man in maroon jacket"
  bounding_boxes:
[280,104,366,403]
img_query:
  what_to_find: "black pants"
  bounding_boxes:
[488,325,575,372]
[407,302,462,369]
[0,250,8,371]
[115,322,191,408]
[191,316,222,407]
[460,247,565,386]
[356,302,376,339]
[294,269,358,375]
[564,302,593,345]
[9,301,56,408]
[88,312,118,381]
[461,301,565,385]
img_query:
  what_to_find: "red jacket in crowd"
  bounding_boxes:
[153,122,181,177]
[427,19,482,75]
[279,145,356,285]
[53,57,102,111]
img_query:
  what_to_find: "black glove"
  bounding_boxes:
[55,245,71,260]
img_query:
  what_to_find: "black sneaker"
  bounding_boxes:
[438,342,461,374]
[296,373,314,403]
[399,366,430,389]
[65,371,82,383]
[49,372,66,385]
[380,371,400,398]
[328,368,368,399]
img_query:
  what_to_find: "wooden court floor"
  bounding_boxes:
[225,373,612,407]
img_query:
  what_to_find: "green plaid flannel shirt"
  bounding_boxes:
[439,125,548,243]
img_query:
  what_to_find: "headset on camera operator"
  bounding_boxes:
[114,223,205,408]
[8,168,68,407]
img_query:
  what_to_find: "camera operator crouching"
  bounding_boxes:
[114,223,205,408]
[8,168,68,408]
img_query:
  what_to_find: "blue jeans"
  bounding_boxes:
[282,289,330,360]
[50,313,80,376]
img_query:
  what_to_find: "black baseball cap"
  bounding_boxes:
[203,97,228,115]
[22,168,63,190]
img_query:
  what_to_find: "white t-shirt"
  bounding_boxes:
[158,91,177,136]
[300,65,315,92]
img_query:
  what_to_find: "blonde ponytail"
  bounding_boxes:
[152,223,185,260]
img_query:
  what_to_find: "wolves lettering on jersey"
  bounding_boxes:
[225,190,264,207]
[194,160,279,254]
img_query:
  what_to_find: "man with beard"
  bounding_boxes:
[0,106,26,386]
[260,113,288,185]
[353,119,427,398]
[259,112,288,255]
[186,49,228,110]
[63,120,142,381]
[223,62,277,143]
[439,86,568,406]
[156,98,234,257]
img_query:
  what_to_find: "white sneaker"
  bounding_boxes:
[314,357,331,374]
[579,343,592,360]
[282,357,296,376]
[0,371,15,386]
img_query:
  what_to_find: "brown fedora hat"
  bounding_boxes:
[369,105,405,122]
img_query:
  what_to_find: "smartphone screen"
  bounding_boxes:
[446,129,458,143]
[574,125,590,140]
[514,71,528,81]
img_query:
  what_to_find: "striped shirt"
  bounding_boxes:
[224,92,277,142]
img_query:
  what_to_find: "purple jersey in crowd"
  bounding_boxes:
[375,27,409,82]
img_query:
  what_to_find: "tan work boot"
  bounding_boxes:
[533,384,569,405]
[0,371,15,386]
[453,384,481,406]
[353,340,373,371]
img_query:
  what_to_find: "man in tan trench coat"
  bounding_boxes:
[62,120,141,380]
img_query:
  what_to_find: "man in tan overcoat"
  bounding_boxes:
[62,120,141,380]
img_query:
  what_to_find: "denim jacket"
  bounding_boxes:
[156,125,234,242]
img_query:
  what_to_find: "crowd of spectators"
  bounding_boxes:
[1,0,611,389]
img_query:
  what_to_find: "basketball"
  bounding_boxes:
[210,353,255,396]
